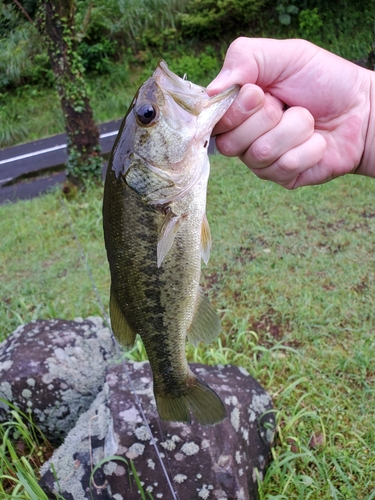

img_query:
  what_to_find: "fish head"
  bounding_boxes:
[110,61,239,201]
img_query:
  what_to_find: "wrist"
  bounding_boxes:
[356,70,375,178]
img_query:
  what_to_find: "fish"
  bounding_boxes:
[102,60,239,425]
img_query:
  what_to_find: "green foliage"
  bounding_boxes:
[276,2,299,26]
[0,99,29,147]
[0,0,22,36]
[298,8,324,43]
[0,84,64,148]
[0,11,47,90]
[0,1,53,91]
[179,0,268,39]
[279,0,375,60]
[75,0,188,52]
[78,38,118,73]
[168,48,220,86]
[0,405,54,499]
[66,143,103,181]
[315,0,375,60]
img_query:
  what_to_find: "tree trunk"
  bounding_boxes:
[36,0,101,186]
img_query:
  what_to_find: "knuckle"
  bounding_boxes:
[263,100,282,126]
[229,37,249,54]
[215,135,235,157]
[248,142,272,163]
[277,151,301,174]
[294,106,314,130]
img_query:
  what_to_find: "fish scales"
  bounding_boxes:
[103,60,239,425]
[105,170,201,392]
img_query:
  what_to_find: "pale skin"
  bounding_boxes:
[207,38,375,189]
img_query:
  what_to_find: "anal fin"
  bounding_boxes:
[109,288,137,349]
[187,288,221,347]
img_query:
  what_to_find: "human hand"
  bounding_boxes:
[207,38,375,189]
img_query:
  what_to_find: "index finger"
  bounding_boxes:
[212,84,264,136]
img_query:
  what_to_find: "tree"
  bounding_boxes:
[35,0,101,186]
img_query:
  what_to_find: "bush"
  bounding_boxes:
[298,8,323,43]
[75,0,189,52]
[168,49,220,86]
[78,39,118,73]
[179,0,268,39]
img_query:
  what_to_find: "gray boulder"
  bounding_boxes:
[0,317,118,443]
[39,361,275,500]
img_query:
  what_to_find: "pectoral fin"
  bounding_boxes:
[109,289,136,349]
[201,214,212,265]
[157,209,184,268]
[187,288,221,347]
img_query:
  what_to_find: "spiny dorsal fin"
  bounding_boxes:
[187,288,221,347]
[201,213,212,265]
[109,288,137,349]
[157,209,184,268]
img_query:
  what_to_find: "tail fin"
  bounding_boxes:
[155,375,226,426]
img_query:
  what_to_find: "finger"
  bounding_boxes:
[212,84,265,136]
[215,94,284,157]
[250,132,327,189]
[241,106,315,169]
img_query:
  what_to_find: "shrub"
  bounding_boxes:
[179,0,268,39]
[168,49,220,86]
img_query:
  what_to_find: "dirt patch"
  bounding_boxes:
[202,271,220,290]
[236,246,256,264]
[252,310,301,350]
[361,211,375,218]
[352,278,368,293]
[253,313,283,342]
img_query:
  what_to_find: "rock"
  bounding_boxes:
[39,362,275,500]
[0,317,118,443]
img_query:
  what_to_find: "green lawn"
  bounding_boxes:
[1,155,374,498]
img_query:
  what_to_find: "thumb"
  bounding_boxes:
[207,37,260,94]
[207,38,319,96]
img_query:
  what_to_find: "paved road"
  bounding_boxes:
[0,118,217,206]
[0,119,122,205]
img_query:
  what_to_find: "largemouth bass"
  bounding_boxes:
[103,61,239,425]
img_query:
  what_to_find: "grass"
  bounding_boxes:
[0,404,54,499]
[1,155,375,498]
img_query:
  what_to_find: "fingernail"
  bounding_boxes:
[207,69,231,92]
[237,86,263,113]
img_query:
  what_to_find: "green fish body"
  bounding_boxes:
[103,61,239,425]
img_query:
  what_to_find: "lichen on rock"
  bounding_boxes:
[39,361,275,500]
[0,317,119,443]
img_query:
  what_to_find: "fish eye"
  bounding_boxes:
[136,104,157,125]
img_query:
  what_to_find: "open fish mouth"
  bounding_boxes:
[153,60,239,120]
